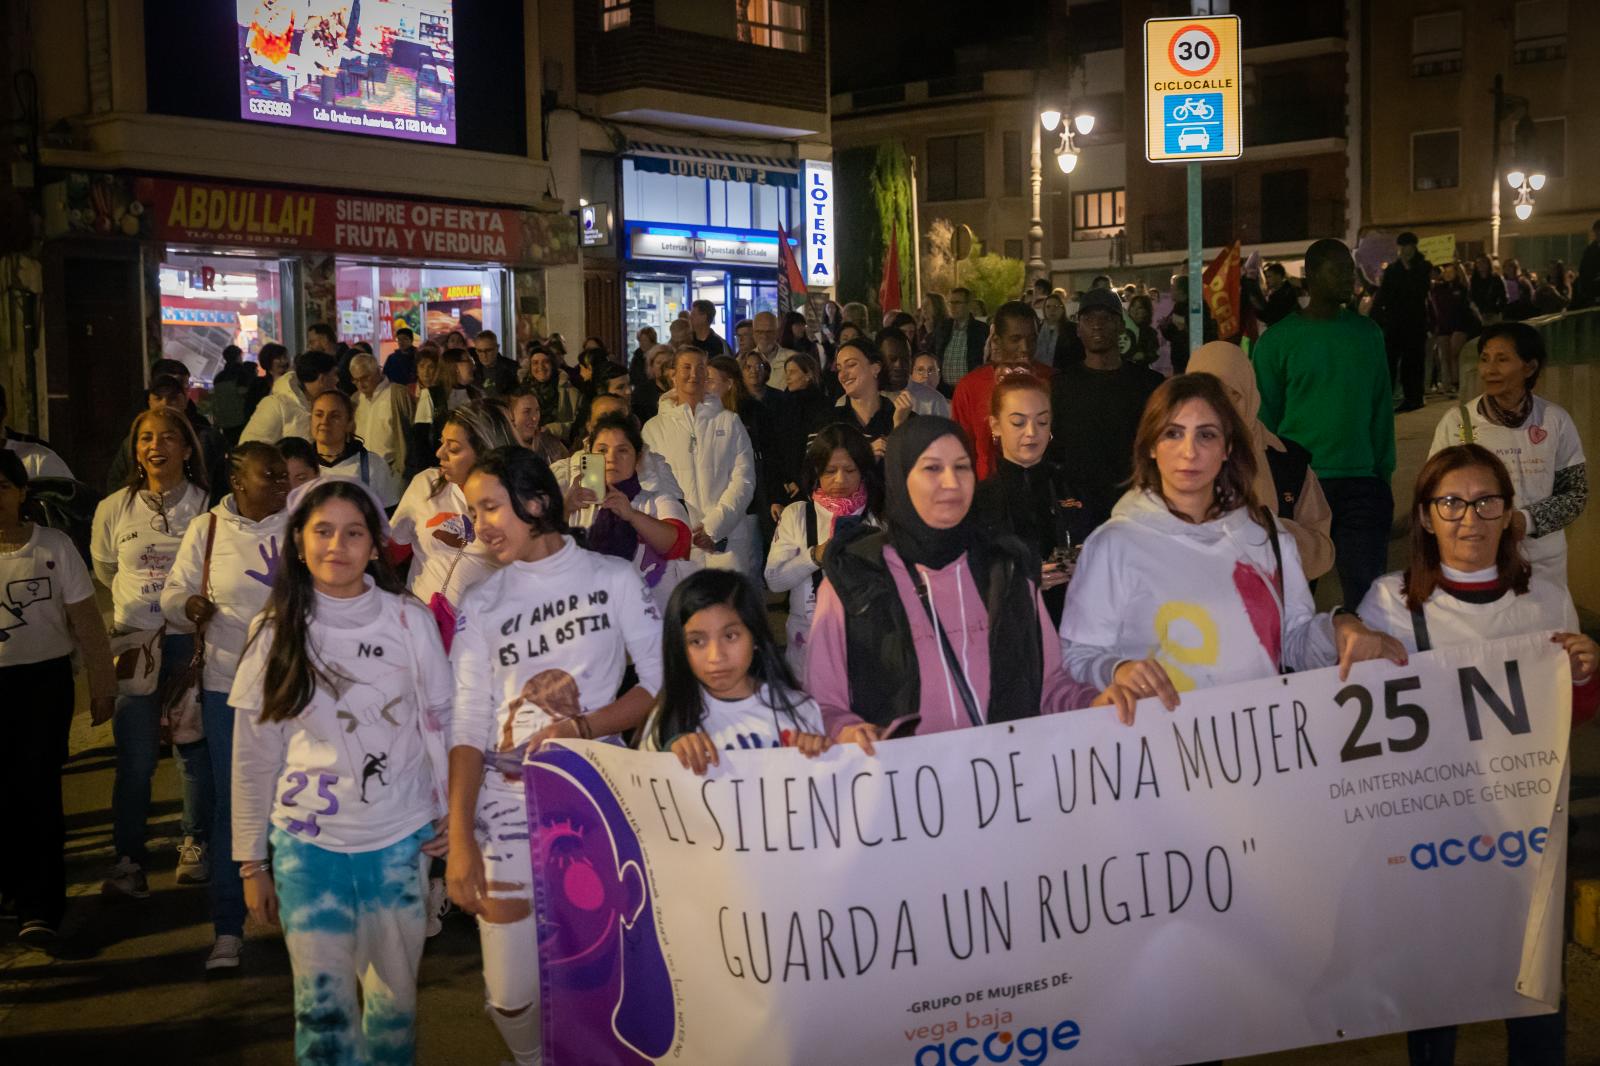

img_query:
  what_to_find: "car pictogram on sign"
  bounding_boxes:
[1177,127,1210,150]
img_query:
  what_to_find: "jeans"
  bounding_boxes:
[273,823,432,1065]
[1318,476,1395,610]
[0,657,75,926]
[1407,1000,1565,1064]
[202,690,245,937]
[111,631,212,863]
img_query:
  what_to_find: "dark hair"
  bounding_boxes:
[123,407,208,496]
[1090,275,1111,289]
[785,351,821,387]
[1303,238,1350,279]
[227,441,283,491]
[252,480,403,723]
[570,389,633,449]
[653,569,806,748]
[0,448,27,492]
[307,323,337,345]
[1130,373,1261,524]
[275,436,319,468]
[1264,262,1287,278]
[148,374,187,401]
[733,319,753,332]
[152,358,190,381]
[222,345,243,363]
[311,387,356,420]
[1404,444,1530,609]
[258,342,289,369]
[471,446,569,537]
[395,327,414,341]
[991,300,1037,338]
[432,401,518,494]
[588,412,645,457]
[1032,277,1052,295]
[874,327,911,357]
[691,299,716,322]
[1477,321,1546,389]
[801,424,882,515]
[294,350,338,384]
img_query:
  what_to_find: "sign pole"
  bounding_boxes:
[1188,161,1203,344]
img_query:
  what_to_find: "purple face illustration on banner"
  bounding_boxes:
[526,746,675,1065]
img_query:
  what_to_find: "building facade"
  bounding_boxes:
[1363,0,1596,271]
[5,1,574,486]
[554,0,832,357]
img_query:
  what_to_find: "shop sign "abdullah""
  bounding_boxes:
[126,176,578,267]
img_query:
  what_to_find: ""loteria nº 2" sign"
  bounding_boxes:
[1143,15,1243,163]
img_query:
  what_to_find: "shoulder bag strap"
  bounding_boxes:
[805,499,824,593]
[912,577,984,729]
[201,513,218,601]
[1259,507,1286,674]
[1408,603,1433,652]
[359,449,371,485]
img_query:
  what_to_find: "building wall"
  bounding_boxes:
[1364,0,1600,256]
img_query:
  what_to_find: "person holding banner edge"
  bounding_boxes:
[806,416,1135,750]
[1315,443,1597,1065]
[1057,373,1404,715]
[446,446,664,1066]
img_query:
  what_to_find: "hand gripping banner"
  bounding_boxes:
[525,633,1569,1065]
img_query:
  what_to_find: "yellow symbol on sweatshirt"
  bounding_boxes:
[1150,601,1219,692]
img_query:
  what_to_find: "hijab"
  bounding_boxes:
[882,416,975,571]
[1188,341,1277,513]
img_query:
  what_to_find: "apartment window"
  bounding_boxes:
[1514,0,1567,63]
[1004,239,1024,260]
[1529,117,1566,179]
[1412,129,1461,191]
[926,134,985,202]
[1260,170,1310,244]
[1072,188,1126,241]
[1002,131,1023,198]
[602,0,631,30]
[1411,12,1463,76]
[737,0,807,53]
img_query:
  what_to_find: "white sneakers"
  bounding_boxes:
[205,934,243,971]
[101,856,150,900]
[175,837,210,884]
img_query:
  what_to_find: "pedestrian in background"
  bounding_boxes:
[1373,231,1432,412]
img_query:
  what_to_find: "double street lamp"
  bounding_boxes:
[1489,74,1548,256]
[1027,103,1095,284]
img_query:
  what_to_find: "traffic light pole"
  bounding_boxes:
[1188,162,1203,344]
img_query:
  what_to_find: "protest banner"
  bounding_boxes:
[525,633,1569,1065]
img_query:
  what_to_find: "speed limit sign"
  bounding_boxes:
[1144,15,1241,162]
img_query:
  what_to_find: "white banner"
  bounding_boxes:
[525,633,1570,1066]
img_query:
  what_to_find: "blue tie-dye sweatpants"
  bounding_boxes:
[271,823,433,1065]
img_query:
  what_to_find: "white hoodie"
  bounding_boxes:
[160,496,289,692]
[641,395,755,570]
[239,374,311,444]
[1058,488,1323,692]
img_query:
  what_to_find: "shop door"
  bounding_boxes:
[584,266,622,361]
[691,272,728,334]
[55,254,146,489]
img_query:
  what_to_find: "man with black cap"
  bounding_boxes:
[1372,231,1432,412]
[1047,287,1164,533]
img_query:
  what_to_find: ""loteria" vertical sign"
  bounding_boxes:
[802,161,836,289]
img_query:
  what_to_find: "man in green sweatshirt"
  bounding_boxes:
[1253,238,1396,607]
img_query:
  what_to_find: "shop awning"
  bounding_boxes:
[626,141,799,188]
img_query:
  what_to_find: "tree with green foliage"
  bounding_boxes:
[960,249,1026,321]
[869,142,916,311]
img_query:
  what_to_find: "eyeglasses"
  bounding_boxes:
[1429,494,1509,522]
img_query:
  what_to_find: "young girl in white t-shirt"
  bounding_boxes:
[447,446,664,1066]
[649,568,830,775]
[230,477,452,1065]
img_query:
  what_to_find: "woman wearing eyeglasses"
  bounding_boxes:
[1429,321,1587,588]
[1337,443,1596,1064]
[90,407,212,901]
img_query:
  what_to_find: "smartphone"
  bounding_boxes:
[578,453,606,500]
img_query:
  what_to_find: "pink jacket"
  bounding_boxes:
[806,545,1099,737]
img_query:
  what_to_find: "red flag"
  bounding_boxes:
[878,219,902,313]
[1202,240,1242,341]
[776,222,807,312]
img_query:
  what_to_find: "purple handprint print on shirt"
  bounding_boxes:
[245,536,283,587]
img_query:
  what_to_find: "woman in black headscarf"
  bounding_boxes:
[805,417,1129,748]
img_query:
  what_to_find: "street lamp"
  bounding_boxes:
[1488,75,1548,256]
[1028,100,1094,286]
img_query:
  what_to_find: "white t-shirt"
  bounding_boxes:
[451,536,665,794]
[0,525,95,666]
[4,437,73,480]
[321,447,403,508]
[229,583,453,859]
[1430,395,1586,572]
[1354,568,1580,654]
[390,471,499,609]
[91,483,208,632]
[698,684,824,752]
[159,498,287,692]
